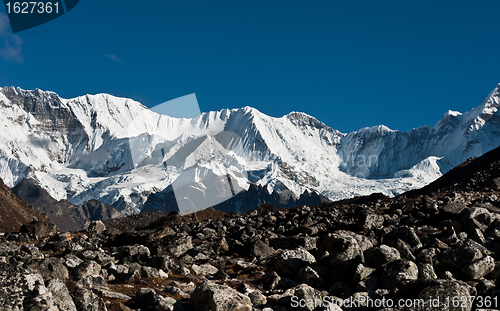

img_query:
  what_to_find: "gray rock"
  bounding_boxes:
[249,240,276,258]
[416,280,473,311]
[70,287,107,311]
[318,233,363,267]
[46,278,77,311]
[71,260,101,281]
[441,240,487,268]
[353,263,376,283]
[297,266,325,288]
[248,290,267,306]
[93,287,131,301]
[383,226,422,251]
[381,259,418,289]
[139,266,160,279]
[190,281,252,311]
[262,271,298,290]
[133,288,175,311]
[364,245,401,268]
[392,238,416,261]
[63,255,83,269]
[19,221,57,240]
[463,255,495,280]
[273,247,316,278]
[87,221,106,234]
[357,210,385,231]
[418,263,437,280]
[0,262,44,311]
[417,247,439,264]
[460,207,493,233]
[191,263,219,278]
[37,257,69,281]
[161,233,193,257]
[20,244,44,260]
[291,284,325,311]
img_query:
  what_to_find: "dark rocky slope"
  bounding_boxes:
[3,145,500,310]
[0,177,45,232]
[142,183,330,214]
[408,145,500,196]
[12,179,121,232]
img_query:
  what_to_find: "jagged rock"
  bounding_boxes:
[463,255,495,280]
[93,287,131,301]
[262,271,298,290]
[248,290,267,306]
[128,288,175,311]
[63,255,83,269]
[19,221,57,240]
[71,260,101,281]
[0,263,45,311]
[353,263,376,283]
[20,244,44,260]
[381,259,418,289]
[422,196,439,213]
[71,287,107,311]
[34,257,69,281]
[357,210,384,231]
[160,233,192,257]
[418,263,437,280]
[115,245,150,262]
[486,219,500,241]
[364,245,401,268]
[319,232,364,267]
[190,281,252,311]
[417,247,439,264]
[271,247,316,278]
[46,278,77,311]
[249,239,276,258]
[25,283,58,311]
[392,238,416,261]
[442,202,467,216]
[191,263,219,278]
[77,275,107,289]
[383,226,422,251]
[416,280,473,311]
[87,221,106,234]
[267,283,323,310]
[291,284,325,311]
[140,265,160,279]
[441,240,487,268]
[297,266,325,288]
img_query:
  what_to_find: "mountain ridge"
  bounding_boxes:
[0,84,499,215]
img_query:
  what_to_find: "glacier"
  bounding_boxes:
[0,83,499,215]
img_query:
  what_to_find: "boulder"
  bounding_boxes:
[19,221,57,239]
[46,278,77,311]
[381,259,418,289]
[87,221,106,234]
[364,245,401,268]
[190,281,252,311]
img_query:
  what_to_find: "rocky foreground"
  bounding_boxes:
[3,147,500,311]
[1,190,500,311]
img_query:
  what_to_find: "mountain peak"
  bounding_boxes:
[444,110,462,117]
[2,84,500,215]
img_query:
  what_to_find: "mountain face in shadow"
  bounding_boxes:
[12,179,121,232]
[0,177,45,232]
[141,183,329,214]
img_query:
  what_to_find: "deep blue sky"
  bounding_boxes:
[0,1,499,133]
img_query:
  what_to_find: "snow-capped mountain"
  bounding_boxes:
[0,84,499,215]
